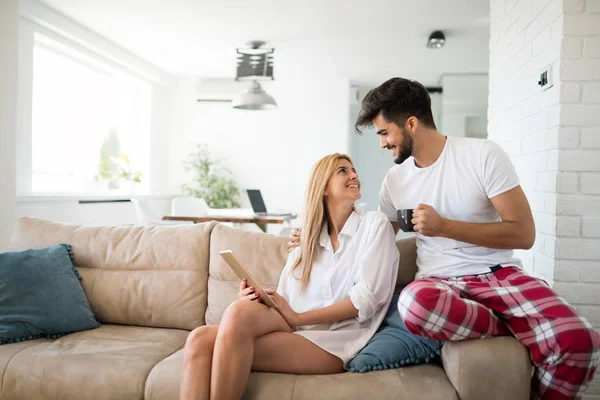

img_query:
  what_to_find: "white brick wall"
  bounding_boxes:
[489,0,563,280]
[557,0,600,338]
[490,0,600,397]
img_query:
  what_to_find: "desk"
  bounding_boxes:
[162,214,296,233]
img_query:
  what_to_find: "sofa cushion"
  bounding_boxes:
[145,348,457,400]
[9,217,217,330]
[0,338,51,398]
[291,366,458,400]
[146,348,302,400]
[145,347,185,400]
[395,236,418,287]
[2,324,188,400]
[206,224,289,324]
[0,244,99,345]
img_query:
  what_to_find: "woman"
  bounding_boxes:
[180,153,399,400]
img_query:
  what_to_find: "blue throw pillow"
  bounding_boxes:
[346,292,444,373]
[0,244,99,345]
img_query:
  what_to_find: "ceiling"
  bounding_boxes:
[39,0,490,86]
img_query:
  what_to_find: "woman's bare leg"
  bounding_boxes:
[180,305,344,400]
[252,331,344,374]
[209,299,293,400]
[180,325,218,400]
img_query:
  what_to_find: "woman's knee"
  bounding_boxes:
[219,299,259,337]
[184,326,217,358]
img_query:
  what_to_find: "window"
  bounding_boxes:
[31,33,151,194]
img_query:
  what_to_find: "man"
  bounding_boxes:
[290,77,600,399]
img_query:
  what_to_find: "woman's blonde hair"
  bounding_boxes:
[291,153,355,290]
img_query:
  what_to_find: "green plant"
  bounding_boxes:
[182,145,241,209]
[97,128,121,189]
[95,153,142,186]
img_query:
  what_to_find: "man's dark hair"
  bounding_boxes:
[355,77,437,133]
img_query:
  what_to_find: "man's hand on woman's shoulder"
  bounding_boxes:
[287,228,301,252]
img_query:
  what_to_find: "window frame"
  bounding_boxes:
[16,4,175,198]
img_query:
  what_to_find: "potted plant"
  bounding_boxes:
[95,153,142,192]
[181,145,241,209]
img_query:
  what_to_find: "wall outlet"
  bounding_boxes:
[538,64,553,91]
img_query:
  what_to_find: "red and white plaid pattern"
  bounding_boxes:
[398,267,600,400]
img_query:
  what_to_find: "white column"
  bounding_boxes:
[0,0,18,251]
[490,0,600,393]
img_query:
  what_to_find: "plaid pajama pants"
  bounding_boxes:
[398,266,600,400]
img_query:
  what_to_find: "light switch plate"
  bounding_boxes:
[538,64,553,91]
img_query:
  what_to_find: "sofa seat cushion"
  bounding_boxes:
[145,348,458,400]
[0,338,51,397]
[288,365,458,400]
[2,324,188,400]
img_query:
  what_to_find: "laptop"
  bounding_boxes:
[246,189,293,217]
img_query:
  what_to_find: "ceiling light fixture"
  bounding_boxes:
[427,31,446,49]
[233,41,277,110]
[232,80,277,110]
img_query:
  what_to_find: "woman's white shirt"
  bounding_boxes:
[276,211,399,366]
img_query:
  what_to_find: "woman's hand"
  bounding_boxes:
[287,228,301,253]
[237,279,262,303]
[265,288,299,329]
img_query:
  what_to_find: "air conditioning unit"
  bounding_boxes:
[196,78,246,102]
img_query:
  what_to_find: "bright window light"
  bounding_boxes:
[31,34,151,194]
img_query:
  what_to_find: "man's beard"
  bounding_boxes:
[393,130,413,165]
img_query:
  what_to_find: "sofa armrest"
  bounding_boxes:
[441,336,532,400]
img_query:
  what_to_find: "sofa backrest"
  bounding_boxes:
[396,235,418,286]
[206,224,418,324]
[205,224,289,324]
[9,217,216,330]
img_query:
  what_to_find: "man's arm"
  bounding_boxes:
[412,185,535,250]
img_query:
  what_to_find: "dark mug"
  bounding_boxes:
[397,209,415,232]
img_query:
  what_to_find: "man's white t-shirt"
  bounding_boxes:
[379,136,523,279]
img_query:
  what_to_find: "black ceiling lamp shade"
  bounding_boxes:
[427,31,446,49]
[235,41,274,81]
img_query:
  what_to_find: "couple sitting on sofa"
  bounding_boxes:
[180,77,600,400]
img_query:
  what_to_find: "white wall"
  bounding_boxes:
[0,0,18,251]
[440,74,489,137]
[552,2,600,386]
[489,0,600,396]
[168,72,350,223]
[489,0,563,281]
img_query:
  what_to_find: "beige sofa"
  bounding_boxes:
[1,217,532,400]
